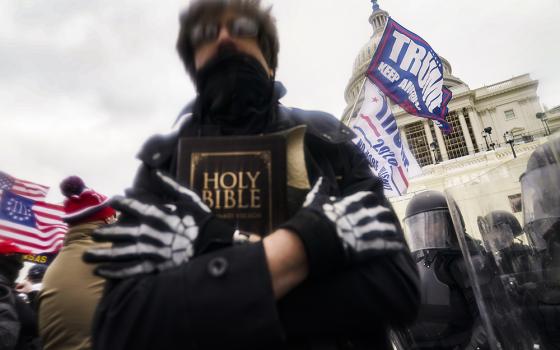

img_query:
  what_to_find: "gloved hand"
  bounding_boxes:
[279,177,406,277]
[83,170,234,279]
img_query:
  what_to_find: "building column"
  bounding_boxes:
[468,107,485,151]
[458,109,475,155]
[423,120,436,163]
[478,110,491,151]
[518,98,532,132]
[487,108,498,134]
[433,123,449,161]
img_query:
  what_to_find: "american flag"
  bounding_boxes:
[0,171,49,200]
[0,190,67,253]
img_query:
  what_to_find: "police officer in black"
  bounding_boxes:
[519,136,560,349]
[475,209,545,349]
[477,210,534,277]
[396,190,488,350]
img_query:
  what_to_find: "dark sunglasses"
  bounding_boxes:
[190,16,259,48]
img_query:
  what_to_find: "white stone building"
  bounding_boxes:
[341,1,557,223]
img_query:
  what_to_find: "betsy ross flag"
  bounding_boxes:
[351,80,421,197]
[0,190,67,253]
[0,171,49,200]
[367,17,452,133]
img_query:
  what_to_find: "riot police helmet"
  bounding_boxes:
[520,135,560,251]
[478,210,522,252]
[403,190,459,252]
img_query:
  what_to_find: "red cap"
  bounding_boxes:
[60,176,117,224]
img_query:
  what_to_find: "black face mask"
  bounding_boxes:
[194,47,275,136]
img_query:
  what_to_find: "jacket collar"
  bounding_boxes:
[173,81,355,144]
[138,82,356,169]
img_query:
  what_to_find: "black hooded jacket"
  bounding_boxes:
[91,83,420,350]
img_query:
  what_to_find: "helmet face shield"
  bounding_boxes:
[478,216,515,252]
[403,209,454,252]
[522,165,560,250]
[522,165,560,225]
[525,218,558,251]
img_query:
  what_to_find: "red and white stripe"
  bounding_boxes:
[0,198,67,254]
[11,178,50,200]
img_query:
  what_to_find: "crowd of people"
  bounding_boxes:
[1,1,558,349]
[1,175,117,349]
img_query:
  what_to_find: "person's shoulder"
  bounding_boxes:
[279,105,355,144]
[282,105,340,126]
[136,131,180,169]
[173,101,195,130]
[0,278,14,302]
[137,101,198,168]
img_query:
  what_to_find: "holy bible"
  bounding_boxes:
[177,133,288,235]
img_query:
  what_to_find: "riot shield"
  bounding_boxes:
[445,155,560,350]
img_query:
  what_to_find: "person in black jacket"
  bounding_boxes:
[518,136,560,349]
[83,1,420,349]
[0,240,41,350]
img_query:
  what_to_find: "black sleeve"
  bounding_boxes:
[0,283,19,350]
[277,141,420,336]
[93,242,284,350]
[278,252,420,335]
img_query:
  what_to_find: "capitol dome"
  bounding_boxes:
[440,56,467,88]
[342,1,467,122]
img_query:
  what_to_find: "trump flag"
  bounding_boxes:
[0,190,67,253]
[367,17,452,133]
[350,79,422,197]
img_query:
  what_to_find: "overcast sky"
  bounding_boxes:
[1,0,559,204]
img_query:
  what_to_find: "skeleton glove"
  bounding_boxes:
[83,170,233,279]
[279,177,406,277]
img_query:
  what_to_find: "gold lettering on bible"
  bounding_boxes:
[202,171,262,210]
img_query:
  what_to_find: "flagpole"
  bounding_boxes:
[344,75,368,125]
[343,15,387,126]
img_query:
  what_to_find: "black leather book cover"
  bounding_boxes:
[177,134,287,235]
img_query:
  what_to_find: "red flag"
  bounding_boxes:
[0,190,67,253]
[0,171,49,200]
